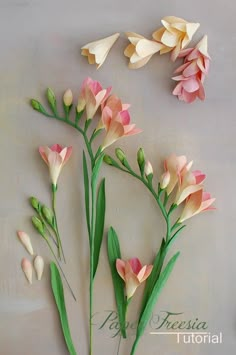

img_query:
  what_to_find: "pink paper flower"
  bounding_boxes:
[116,258,153,299]
[172,36,210,103]
[164,154,191,195]
[77,77,111,118]
[174,170,206,205]
[179,189,215,222]
[100,106,141,150]
[39,144,72,187]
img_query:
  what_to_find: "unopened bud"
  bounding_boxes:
[144,161,153,177]
[30,99,47,114]
[160,171,171,189]
[46,88,57,113]
[77,98,86,113]
[30,196,40,211]
[63,89,73,107]
[41,206,55,227]
[137,148,145,175]
[115,148,126,164]
[32,216,45,237]
[103,155,113,165]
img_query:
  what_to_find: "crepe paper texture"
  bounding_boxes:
[17,231,34,256]
[30,77,141,355]
[124,32,163,69]
[81,33,120,69]
[172,35,210,103]
[152,16,200,61]
[34,255,44,281]
[104,148,215,354]
[21,258,33,284]
[50,262,77,355]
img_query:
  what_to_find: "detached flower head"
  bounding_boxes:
[116,258,153,299]
[152,16,200,61]
[172,36,210,103]
[124,32,163,69]
[100,106,141,150]
[39,144,72,187]
[77,77,111,119]
[179,189,215,222]
[81,33,120,69]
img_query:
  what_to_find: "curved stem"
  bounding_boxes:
[52,185,66,263]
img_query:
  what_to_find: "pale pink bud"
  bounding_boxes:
[160,171,171,189]
[63,89,73,107]
[21,258,33,284]
[144,160,153,176]
[34,255,44,281]
[17,231,34,255]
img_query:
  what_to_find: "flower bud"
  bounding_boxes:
[63,89,73,107]
[77,98,86,113]
[103,155,113,165]
[160,171,171,189]
[29,196,40,211]
[30,99,47,114]
[46,88,57,112]
[144,160,153,177]
[32,216,45,237]
[41,205,55,227]
[137,148,145,175]
[115,148,126,164]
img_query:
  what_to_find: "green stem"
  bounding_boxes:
[45,237,76,301]
[52,185,66,263]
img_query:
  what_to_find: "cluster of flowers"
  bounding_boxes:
[81,16,210,103]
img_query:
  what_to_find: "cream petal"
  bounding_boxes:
[17,231,34,256]
[162,16,187,25]
[175,184,203,205]
[196,35,210,58]
[124,43,135,58]
[152,27,165,41]
[128,55,153,69]
[34,256,44,281]
[161,30,179,47]
[126,275,140,299]
[186,22,200,40]
[21,258,33,284]
[136,39,162,57]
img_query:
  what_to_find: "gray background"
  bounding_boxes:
[0,0,235,354]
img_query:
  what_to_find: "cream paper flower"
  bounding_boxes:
[81,33,120,69]
[124,32,163,69]
[152,16,200,61]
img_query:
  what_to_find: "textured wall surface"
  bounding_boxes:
[0,0,235,354]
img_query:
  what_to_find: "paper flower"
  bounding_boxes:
[152,16,200,61]
[100,106,141,150]
[81,33,120,69]
[77,77,111,119]
[172,36,210,103]
[34,255,44,281]
[39,144,72,187]
[21,258,33,284]
[97,95,130,130]
[175,170,206,205]
[17,231,34,255]
[179,190,215,222]
[63,89,73,107]
[124,32,163,69]
[164,154,191,195]
[116,258,153,299]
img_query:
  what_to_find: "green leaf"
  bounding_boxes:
[93,178,106,278]
[136,252,180,341]
[83,151,91,239]
[50,262,77,355]
[107,227,127,338]
[91,154,104,187]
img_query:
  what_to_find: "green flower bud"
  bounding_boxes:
[103,155,113,165]
[30,99,47,114]
[29,196,40,211]
[42,205,55,227]
[46,88,57,113]
[137,148,145,175]
[32,216,45,237]
[115,148,126,164]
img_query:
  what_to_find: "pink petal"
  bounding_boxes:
[182,89,198,103]
[173,82,183,95]
[178,48,193,58]
[39,146,49,165]
[50,144,63,153]
[183,61,199,77]
[129,258,142,275]
[116,259,126,281]
[174,62,190,74]
[182,78,199,93]
[197,80,205,101]
[119,110,131,125]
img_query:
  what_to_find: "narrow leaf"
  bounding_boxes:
[83,151,91,239]
[91,154,104,187]
[136,252,180,341]
[50,262,77,355]
[107,227,126,338]
[93,178,106,278]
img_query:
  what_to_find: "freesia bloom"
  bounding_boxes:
[100,106,141,150]
[152,16,200,61]
[124,32,163,69]
[172,36,210,103]
[164,154,191,195]
[97,95,130,130]
[39,144,72,187]
[179,189,215,222]
[81,33,120,69]
[174,170,206,205]
[77,77,111,118]
[116,258,153,299]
